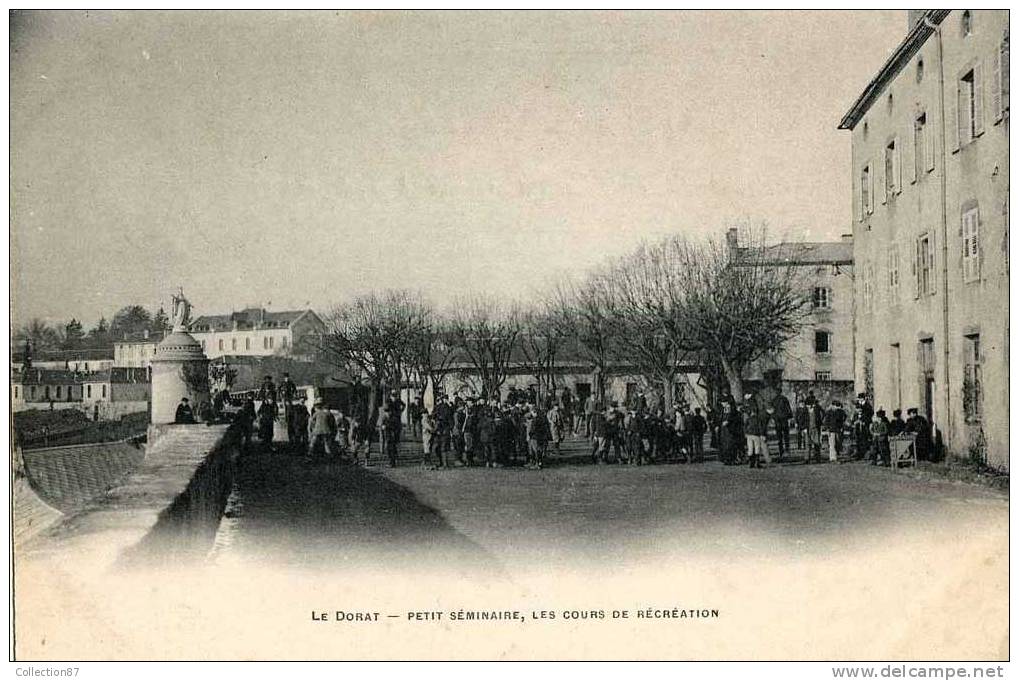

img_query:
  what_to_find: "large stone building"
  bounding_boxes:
[839,9,1009,467]
[730,229,856,407]
[188,307,326,360]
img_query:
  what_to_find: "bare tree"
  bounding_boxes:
[447,295,522,400]
[547,273,618,405]
[670,224,811,402]
[600,241,697,411]
[404,305,458,402]
[518,308,567,407]
[317,289,429,413]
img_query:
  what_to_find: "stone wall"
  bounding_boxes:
[20,424,240,571]
[120,426,239,567]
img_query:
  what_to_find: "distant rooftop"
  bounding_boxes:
[746,241,854,266]
[189,308,320,333]
[115,331,166,344]
[13,347,114,363]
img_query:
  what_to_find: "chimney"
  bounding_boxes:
[841,233,853,243]
[725,227,739,253]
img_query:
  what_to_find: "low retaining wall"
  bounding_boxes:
[119,426,239,567]
[23,424,241,571]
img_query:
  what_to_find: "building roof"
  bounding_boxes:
[15,347,115,363]
[189,308,318,332]
[838,10,951,130]
[14,369,82,385]
[742,241,854,266]
[115,331,165,344]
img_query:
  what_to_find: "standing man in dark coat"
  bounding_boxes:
[852,393,874,460]
[770,391,793,460]
[289,397,310,452]
[526,405,551,469]
[235,397,257,449]
[259,375,277,403]
[257,397,278,452]
[689,407,707,462]
[794,399,809,450]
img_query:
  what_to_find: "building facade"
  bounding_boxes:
[839,9,1009,467]
[732,230,856,408]
[12,367,150,419]
[113,331,163,368]
[188,308,326,360]
[11,348,114,373]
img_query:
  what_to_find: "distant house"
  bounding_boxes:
[188,308,326,360]
[12,367,150,420]
[11,347,114,373]
[113,330,165,368]
[729,228,856,406]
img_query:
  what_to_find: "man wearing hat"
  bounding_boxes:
[852,392,874,460]
[308,398,337,458]
[174,397,196,424]
[870,409,891,466]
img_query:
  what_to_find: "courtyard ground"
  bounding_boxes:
[215,433,1009,575]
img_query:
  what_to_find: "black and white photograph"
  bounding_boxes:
[7,9,1011,665]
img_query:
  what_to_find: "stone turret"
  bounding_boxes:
[150,290,210,425]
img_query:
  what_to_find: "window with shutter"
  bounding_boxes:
[894,137,902,193]
[860,165,869,219]
[925,115,936,172]
[867,163,875,213]
[928,230,936,292]
[973,62,985,136]
[954,81,966,151]
[880,152,888,204]
[913,237,921,298]
[913,116,924,182]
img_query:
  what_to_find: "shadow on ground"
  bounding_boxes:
[217,447,502,576]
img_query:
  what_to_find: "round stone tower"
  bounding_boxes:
[150,290,210,425]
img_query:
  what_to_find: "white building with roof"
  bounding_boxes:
[730,228,856,406]
[188,307,326,360]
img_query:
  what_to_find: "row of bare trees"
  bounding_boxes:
[315,224,811,411]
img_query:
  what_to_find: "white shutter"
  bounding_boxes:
[860,167,868,219]
[973,62,985,136]
[867,164,875,214]
[894,136,902,194]
[925,119,936,172]
[992,49,1003,122]
[911,123,920,184]
[954,83,965,151]
[913,237,921,298]
[880,152,888,204]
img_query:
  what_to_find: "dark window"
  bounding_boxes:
[814,331,831,354]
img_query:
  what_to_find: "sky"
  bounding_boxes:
[10,10,906,328]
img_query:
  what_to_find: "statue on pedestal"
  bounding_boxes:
[171,287,192,332]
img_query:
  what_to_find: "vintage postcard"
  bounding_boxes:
[8,9,1009,664]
